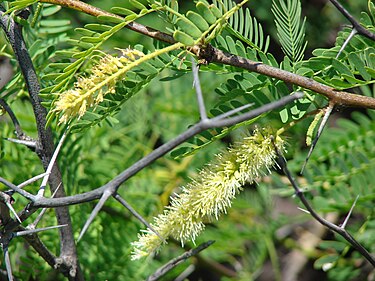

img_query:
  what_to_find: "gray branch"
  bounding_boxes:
[0,6,83,280]
[274,144,375,267]
[32,92,303,208]
[329,0,375,41]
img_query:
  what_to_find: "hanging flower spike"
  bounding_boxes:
[131,128,285,260]
[53,49,145,124]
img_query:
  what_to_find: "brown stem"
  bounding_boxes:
[41,0,175,44]
[207,46,375,109]
[41,0,375,110]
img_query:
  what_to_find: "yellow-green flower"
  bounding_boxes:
[53,49,144,124]
[131,128,284,260]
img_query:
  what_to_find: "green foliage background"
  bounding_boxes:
[0,0,374,280]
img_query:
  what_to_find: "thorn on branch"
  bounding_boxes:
[191,58,207,121]
[77,190,113,242]
[17,172,49,190]
[113,193,166,242]
[37,128,69,198]
[5,138,37,149]
[30,183,62,229]
[297,207,311,214]
[3,247,14,281]
[209,102,255,122]
[0,177,35,202]
[301,103,334,174]
[340,195,359,229]
[336,28,358,59]
[14,224,68,237]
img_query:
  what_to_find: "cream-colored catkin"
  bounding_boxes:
[131,128,284,260]
[53,49,144,124]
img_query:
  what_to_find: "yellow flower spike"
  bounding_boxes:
[52,48,145,124]
[131,128,284,260]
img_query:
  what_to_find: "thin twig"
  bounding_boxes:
[329,0,375,41]
[273,144,375,267]
[208,46,375,109]
[41,0,175,44]
[0,98,25,139]
[147,240,215,281]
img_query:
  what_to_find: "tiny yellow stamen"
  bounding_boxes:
[52,49,145,124]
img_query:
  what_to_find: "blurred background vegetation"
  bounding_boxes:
[0,0,374,280]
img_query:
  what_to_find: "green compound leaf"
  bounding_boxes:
[272,0,307,63]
